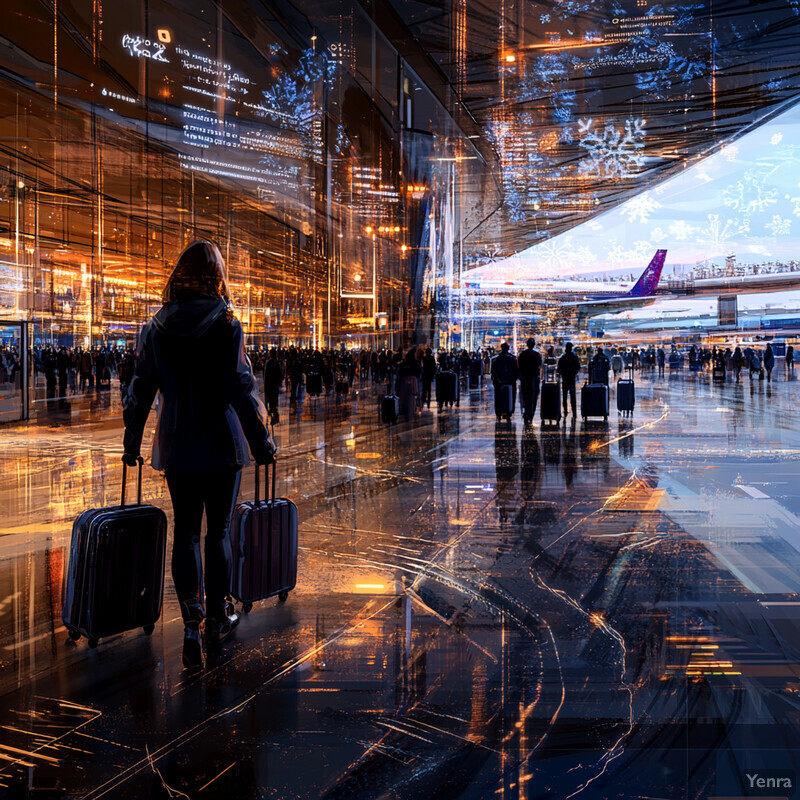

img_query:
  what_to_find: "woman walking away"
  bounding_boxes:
[122,241,276,668]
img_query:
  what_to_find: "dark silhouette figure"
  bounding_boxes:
[557,342,581,417]
[517,339,542,424]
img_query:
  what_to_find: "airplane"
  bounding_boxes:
[459,249,667,320]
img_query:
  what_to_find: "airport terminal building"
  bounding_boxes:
[1,2,800,799]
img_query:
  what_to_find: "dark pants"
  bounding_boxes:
[264,384,280,414]
[166,468,242,623]
[421,377,433,406]
[562,381,577,415]
[520,377,539,418]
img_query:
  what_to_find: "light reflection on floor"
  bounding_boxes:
[1,369,799,798]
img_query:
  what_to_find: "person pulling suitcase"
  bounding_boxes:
[123,241,276,669]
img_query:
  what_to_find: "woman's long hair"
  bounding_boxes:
[162,241,231,304]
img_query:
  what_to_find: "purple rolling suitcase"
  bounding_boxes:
[229,461,298,612]
[63,458,167,648]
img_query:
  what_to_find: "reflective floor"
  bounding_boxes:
[1,369,800,799]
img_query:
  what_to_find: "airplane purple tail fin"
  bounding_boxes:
[627,250,666,298]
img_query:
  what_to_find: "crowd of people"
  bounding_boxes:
[243,337,795,427]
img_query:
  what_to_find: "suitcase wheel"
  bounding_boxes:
[87,638,99,649]
[68,628,81,642]
[143,624,155,636]
[242,602,254,614]
[278,591,289,602]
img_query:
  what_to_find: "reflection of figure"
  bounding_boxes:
[580,422,610,476]
[541,427,561,469]
[520,428,541,502]
[494,421,519,525]
[561,418,578,488]
[618,419,634,460]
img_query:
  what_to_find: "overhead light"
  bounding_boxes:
[505,54,516,63]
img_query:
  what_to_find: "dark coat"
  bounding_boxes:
[123,295,274,472]
[491,352,519,385]
[517,347,542,381]
[557,351,581,383]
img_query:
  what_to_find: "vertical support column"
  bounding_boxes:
[21,321,30,421]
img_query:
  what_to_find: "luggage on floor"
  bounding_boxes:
[436,370,458,408]
[494,383,515,420]
[306,372,323,397]
[381,394,398,423]
[63,458,167,648]
[469,360,482,389]
[229,461,298,612]
[616,377,635,414]
[581,383,609,421]
[713,364,726,382]
[335,379,349,396]
[588,361,608,385]
[540,379,561,424]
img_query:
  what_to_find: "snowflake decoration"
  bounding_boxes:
[723,171,778,215]
[606,243,627,267]
[537,236,597,270]
[765,215,791,235]
[540,13,551,22]
[625,192,662,224]
[721,145,738,162]
[577,117,646,179]
[771,133,784,146]
[700,214,749,251]
[668,220,695,241]
[650,227,667,243]
[790,196,800,217]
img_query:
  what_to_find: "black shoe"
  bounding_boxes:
[205,613,240,645]
[182,622,202,669]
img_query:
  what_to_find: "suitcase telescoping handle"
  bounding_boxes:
[254,460,277,505]
[120,456,144,507]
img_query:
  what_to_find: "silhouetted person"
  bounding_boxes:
[764,344,775,382]
[123,241,276,668]
[787,345,794,375]
[557,342,581,417]
[421,347,437,408]
[263,349,283,423]
[491,342,519,416]
[517,338,541,424]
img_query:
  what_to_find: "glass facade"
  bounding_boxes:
[0,0,485,348]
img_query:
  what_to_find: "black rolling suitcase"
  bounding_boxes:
[588,360,609,385]
[63,458,167,648]
[335,379,349,396]
[617,378,635,414]
[469,360,482,389]
[381,394,399,423]
[306,371,323,397]
[229,461,298,613]
[540,378,561,425]
[713,364,726,382]
[581,383,609,421]
[495,383,515,420]
[436,370,458,408]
